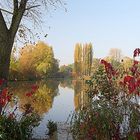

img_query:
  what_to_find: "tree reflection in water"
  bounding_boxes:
[8,80,59,115]
[73,80,91,111]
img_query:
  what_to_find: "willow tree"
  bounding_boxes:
[0,0,64,80]
[74,43,82,76]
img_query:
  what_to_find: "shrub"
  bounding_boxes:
[0,80,41,140]
[70,49,140,140]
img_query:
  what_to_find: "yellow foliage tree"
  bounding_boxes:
[19,41,59,79]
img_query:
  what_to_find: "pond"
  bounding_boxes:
[8,79,140,139]
[8,79,85,139]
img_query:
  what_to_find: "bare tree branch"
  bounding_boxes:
[13,0,18,14]
[0,8,13,15]
[0,0,66,41]
[10,0,28,39]
[25,4,40,10]
[0,4,41,15]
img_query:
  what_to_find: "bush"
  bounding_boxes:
[0,80,41,140]
[70,49,140,140]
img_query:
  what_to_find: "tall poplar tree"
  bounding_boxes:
[82,43,93,76]
[74,43,93,77]
[74,43,82,76]
[87,43,93,75]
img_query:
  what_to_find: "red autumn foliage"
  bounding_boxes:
[100,59,117,80]
[120,75,140,95]
[133,48,140,57]
[0,79,4,86]
[25,84,39,97]
[129,60,140,76]
[0,88,11,107]
[135,132,140,140]
[134,60,139,65]
[25,92,33,97]
[0,80,39,110]
[31,84,39,91]
[101,48,140,96]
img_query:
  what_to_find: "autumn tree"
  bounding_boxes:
[19,44,36,79]
[74,43,82,76]
[74,43,93,77]
[19,41,59,79]
[82,43,93,76]
[0,0,64,80]
[34,42,59,77]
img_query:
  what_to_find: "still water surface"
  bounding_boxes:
[33,86,74,138]
[9,79,81,139]
[8,79,140,139]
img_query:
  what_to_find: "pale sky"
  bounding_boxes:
[39,0,140,65]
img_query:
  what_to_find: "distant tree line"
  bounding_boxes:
[10,43,134,80]
[59,64,73,78]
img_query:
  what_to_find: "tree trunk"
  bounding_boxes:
[0,36,13,80]
[0,0,27,114]
[0,34,13,114]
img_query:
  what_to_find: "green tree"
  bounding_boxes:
[34,42,59,77]
[59,64,73,77]
[121,56,133,71]
[91,58,100,74]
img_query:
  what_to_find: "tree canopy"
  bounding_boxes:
[10,41,59,80]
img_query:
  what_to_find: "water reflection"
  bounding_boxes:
[8,80,75,139]
[8,79,92,115]
[7,79,139,139]
[9,80,59,114]
[73,80,91,110]
[59,79,73,89]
